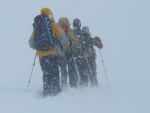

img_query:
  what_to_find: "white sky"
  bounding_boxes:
[0,0,150,113]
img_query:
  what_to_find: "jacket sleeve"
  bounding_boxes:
[92,37,103,49]
[57,24,70,47]
[55,23,70,57]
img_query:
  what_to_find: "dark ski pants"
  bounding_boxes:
[59,57,68,89]
[87,57,98,86]
[76,57,89,87]
[66,51,78,88]
[39,55,61,95]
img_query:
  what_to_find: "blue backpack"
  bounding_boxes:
[33,14,54,51]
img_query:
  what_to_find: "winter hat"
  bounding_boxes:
[41,8,54,21]
[82,26,91,36]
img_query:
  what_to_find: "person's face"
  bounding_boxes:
[60,23,68,34]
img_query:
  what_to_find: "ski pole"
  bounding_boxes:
[27,52,37,91]
[99,49,109,87]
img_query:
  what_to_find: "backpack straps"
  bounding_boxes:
[44,15,53,45]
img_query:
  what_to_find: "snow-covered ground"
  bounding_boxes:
[0,0,150,113]
[1,87,150,113]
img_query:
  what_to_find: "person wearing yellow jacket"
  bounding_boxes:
[29,8,64,96]
[58,17,80,88]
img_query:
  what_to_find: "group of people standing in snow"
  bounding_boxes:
[29,8,103,97]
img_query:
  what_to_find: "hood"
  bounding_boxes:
[58,17,71,36]
[58,17,70,24]
[41,8,54,21]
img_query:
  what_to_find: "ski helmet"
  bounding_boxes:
[73,18,81,29]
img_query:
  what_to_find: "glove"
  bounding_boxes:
[93,37,103,49]
[28,38,36,49]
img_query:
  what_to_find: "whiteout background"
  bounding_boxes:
[0,0,150,113]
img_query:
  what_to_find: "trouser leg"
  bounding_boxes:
[60,61,67,88]
[88,58,98,86]
[39,55,61,95]
[67,52,78,88]
[76,58,89,87]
